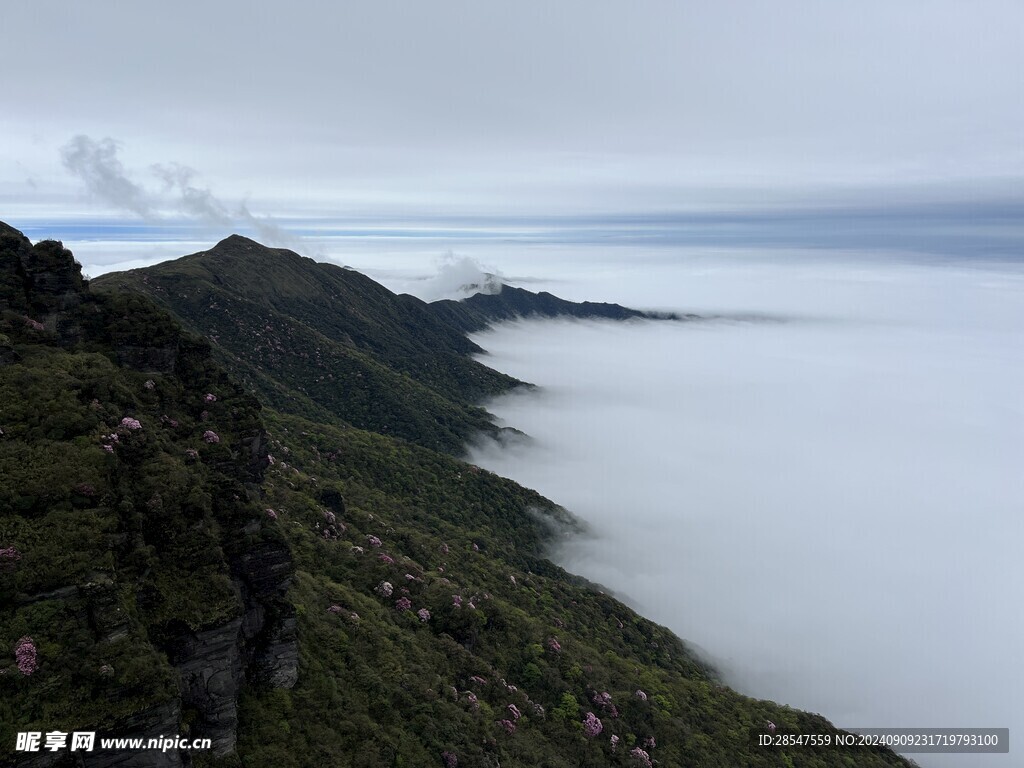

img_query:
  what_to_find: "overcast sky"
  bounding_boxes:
[2,0,1023,221]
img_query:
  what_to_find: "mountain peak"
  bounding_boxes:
[204,233,297,261]
[216,232,259,246]
[212,233,270,250]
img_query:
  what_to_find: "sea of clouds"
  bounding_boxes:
[454,247,1023,767]
[23,191,1023,765]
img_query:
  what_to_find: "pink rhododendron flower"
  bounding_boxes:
[14,636,37,675]
[472,543,479,551]
[351,546,364,554]
[547,637,561,653]
[642,736,656,749]
[375,581,393,597]
[203,430,220,444]
[102,444,114,454]
[507,704,521,720]
[610,734,620,750]
[464,691,479,710]
[441,751,458,768]
[635,689,648,701]
[367,535,382,547]
[0,546,21,574]
[590,692,616,717]
[265,508,277,519]
[498,719,516,735]
[349,612,360,622]
[583,712,603,738]
[630,747,653,767]
[204,393,217,403]
[327,605,343,614]
[378,553,395,564]
[322,509,336,524]
[23,317,45,331]
[144,380,155,390]
[120,417,142,430]
[395,597,412,611]
[417,608,431,622]
[267,454,275,465]
[452,594,462,608]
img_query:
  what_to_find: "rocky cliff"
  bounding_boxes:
[1,225,297,767]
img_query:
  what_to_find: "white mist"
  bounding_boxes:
[465,251,1024,767]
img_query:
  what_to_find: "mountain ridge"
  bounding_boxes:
[90,235,687,454]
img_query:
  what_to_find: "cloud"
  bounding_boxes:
[465,252,1024,767]
[151,162,232,226]
[60,135,307,252]
[362,251,507,302]
[61,135,152,217]
[236,202,309,255]
[420,251,503,300]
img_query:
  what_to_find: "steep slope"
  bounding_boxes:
[236,408,914,768]
[0,225,296,765]
[2,224,912,768]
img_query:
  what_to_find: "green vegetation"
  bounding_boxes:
[1,227,277,756]
[234,411,909,767]
[0,224,911,767]
[91,236,521,454]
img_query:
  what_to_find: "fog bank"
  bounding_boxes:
[465,253,1023,766]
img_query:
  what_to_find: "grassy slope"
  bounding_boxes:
[234,409,910,768]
